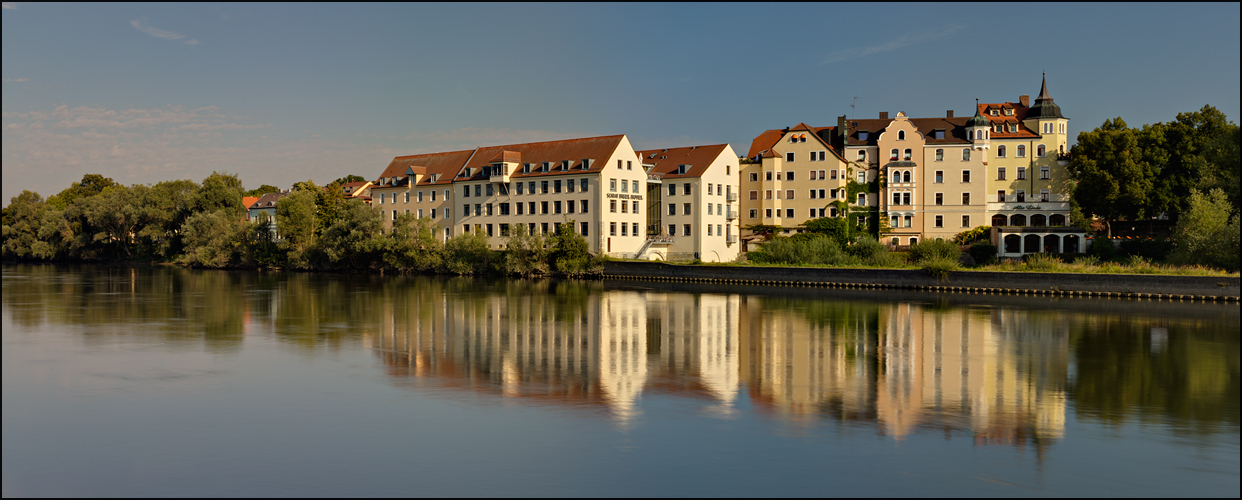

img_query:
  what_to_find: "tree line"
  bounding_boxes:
[1,172,601,277]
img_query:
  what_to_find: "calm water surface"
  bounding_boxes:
[2,264,1238,497]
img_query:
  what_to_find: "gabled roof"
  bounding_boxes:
[907,117,972,144]
[976,101,1040,138]
[844,118,894,147]
[249,192,287,210]
[634,144,730,179]
[378,135,627,186]
[745,124,841,160]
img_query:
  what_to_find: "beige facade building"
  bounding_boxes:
[370,135,650,257]
[635,144,741,262]
[740,123,858,239]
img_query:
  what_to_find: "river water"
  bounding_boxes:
[2,263,1238,497]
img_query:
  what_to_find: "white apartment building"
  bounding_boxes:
[635,144,741,262]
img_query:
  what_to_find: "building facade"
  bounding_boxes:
[635,144,741,262]
[371,135,647,257]
[740,122,859,239]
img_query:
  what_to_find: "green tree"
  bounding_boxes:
[46,174,117,210]
[501,222,549,276]
[179,210,244,268]
[79,184,142,259]
[245,184,281,197]
[1153,105,1238,220]
[192,172,246,220]
[443,230,493,275]
[385,213,444,272]
[1,190,48,259]
[275,187,318,268]
[136,179,199,259]
[1170,188,1240,272]
[318,200,385,270]
[550,219,600,277]
[1069,118,1165,237]
[333,175,368,185]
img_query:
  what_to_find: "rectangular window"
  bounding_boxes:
[1041,189,1050,202]
[765,171,772,181]
[962,215,970,228]
[858,171,866,183]
[516,202,524,215]
[621,180,628,193]
[684,224,691,236]
[610,222,616,236]
[809,208,817,218]
[962,149,971,161]
[902,192,911,205]
[819,151,826,161]
[554,180,562,193]
[683,203,691,215]
[581,199,590,213]
[786,152,794,162]
[683,183,691,195]
[749,190,758,200]
[904,215,912,228]
[554,201,562,214]
[707,204,713,215]
[404,192,410,203]
[810,170,818,180]
[750,172,758,182]
[997,190,1006,203]
[486,224,494,237]
[610,200,617,213]
[765,190,772,200]
[830,169,837,179]
[1016,190,1026,202]
[765,209,772,219]
[857,193,866,205]
[486,203,493,216]
[785,189,794,199]
[785,208,794,219]
[566,200,575,214]
[610,179,617,192]
[463,203,470,216]
[474,185,482,197]
[475,204,482,216]
[962,193,970,205]
[528,202,536,215]
[1017,167,1027,180]
[749,209,757,219]
[620,223,627,236]
[1040,166,1050,180]
[809,189,817,199]
[830,188,838,199]
[580,222,588,236]
[935,171,943,183]
[935,149,944,162]
[499,203,510,215]
[620,200,627,213]
[818,189,825,199]
[627,161,632,170]
[527,182,535,195]
[893,193,901,205]
[486,185,494,196]
[809,152,816,162]
[541,181,549,194]
[392,210,398,221]
[962,170,971,183]
[935,193,943,205]
[541,201,548,214]
[632,180,639,193]
[997,167,1007,180]
[633,201,640,214]
[935,215,943,228]
[708,183,714,195]
[668,204,676,216]
[617,159,623,170]
[786,171,794,181]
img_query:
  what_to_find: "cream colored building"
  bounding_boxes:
[371,135,650,257]
[635,144,741,262]
[740,123,857,239]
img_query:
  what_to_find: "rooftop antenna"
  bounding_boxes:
[851,96,859,119]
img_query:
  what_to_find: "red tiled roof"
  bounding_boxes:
[377,135,627,186]
[489,150,521,163]
[249,192,287,210]
[241,196,260,220]
[745,125,839,159]
[977,102,1040,138]
[635,144,730,179]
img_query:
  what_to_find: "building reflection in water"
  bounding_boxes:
[368,281,1065,449]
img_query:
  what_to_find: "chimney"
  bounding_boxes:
[1019,95,1030,107]
[947,110,954,118]
[879,111,889,120]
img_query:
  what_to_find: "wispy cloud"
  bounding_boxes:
[4,78,29,82]
[821,24,965,65]
[2,3,17,10]
[130,18,200,45]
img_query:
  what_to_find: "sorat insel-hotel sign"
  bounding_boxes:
[606,193,644,200]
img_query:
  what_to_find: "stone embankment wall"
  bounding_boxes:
[602,261,1240,302]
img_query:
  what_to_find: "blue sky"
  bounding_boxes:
[3,2,1239,202]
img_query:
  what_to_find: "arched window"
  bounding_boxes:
[1043,235,1061,253]
[903,171,911,183]
[1023,234,1041,253]
[1010,214,1027,227]
[1037,145,1046,157]
[992,214,1008,227]
[898,130,906,140]
[892,171,901,184]
[1050,214,1066,226]
[962,149,971,161]
[1031,214,1047,227]
[890,149,899,160]
[997,145,1006,157]
[1017,145,1026,157]
[857,151,866,161]
[903,149,912,160]
[1004,234,1021,254]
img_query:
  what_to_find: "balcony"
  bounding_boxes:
[726,235,738,244]
[726,209,737,221]
[726,192,738,202]
[489,165,511,184]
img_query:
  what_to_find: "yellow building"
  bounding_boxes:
[371,135,650,257]
[635,144,741,262]
[740,123,854,239]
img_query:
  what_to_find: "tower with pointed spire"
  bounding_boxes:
[968,98,991,155]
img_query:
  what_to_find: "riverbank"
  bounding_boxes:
[603,261,1241,302]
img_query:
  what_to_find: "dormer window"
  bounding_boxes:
[523,163,531,174]
[990,109,999,116]
[677,164,688,175]
[1004,108,1014,116]
[858,131,868,141]
[994,124,1003,133]
[934,130,945,139]
[1009,123,1018,133]
[561,160,570,171]
[542,162,550,173]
